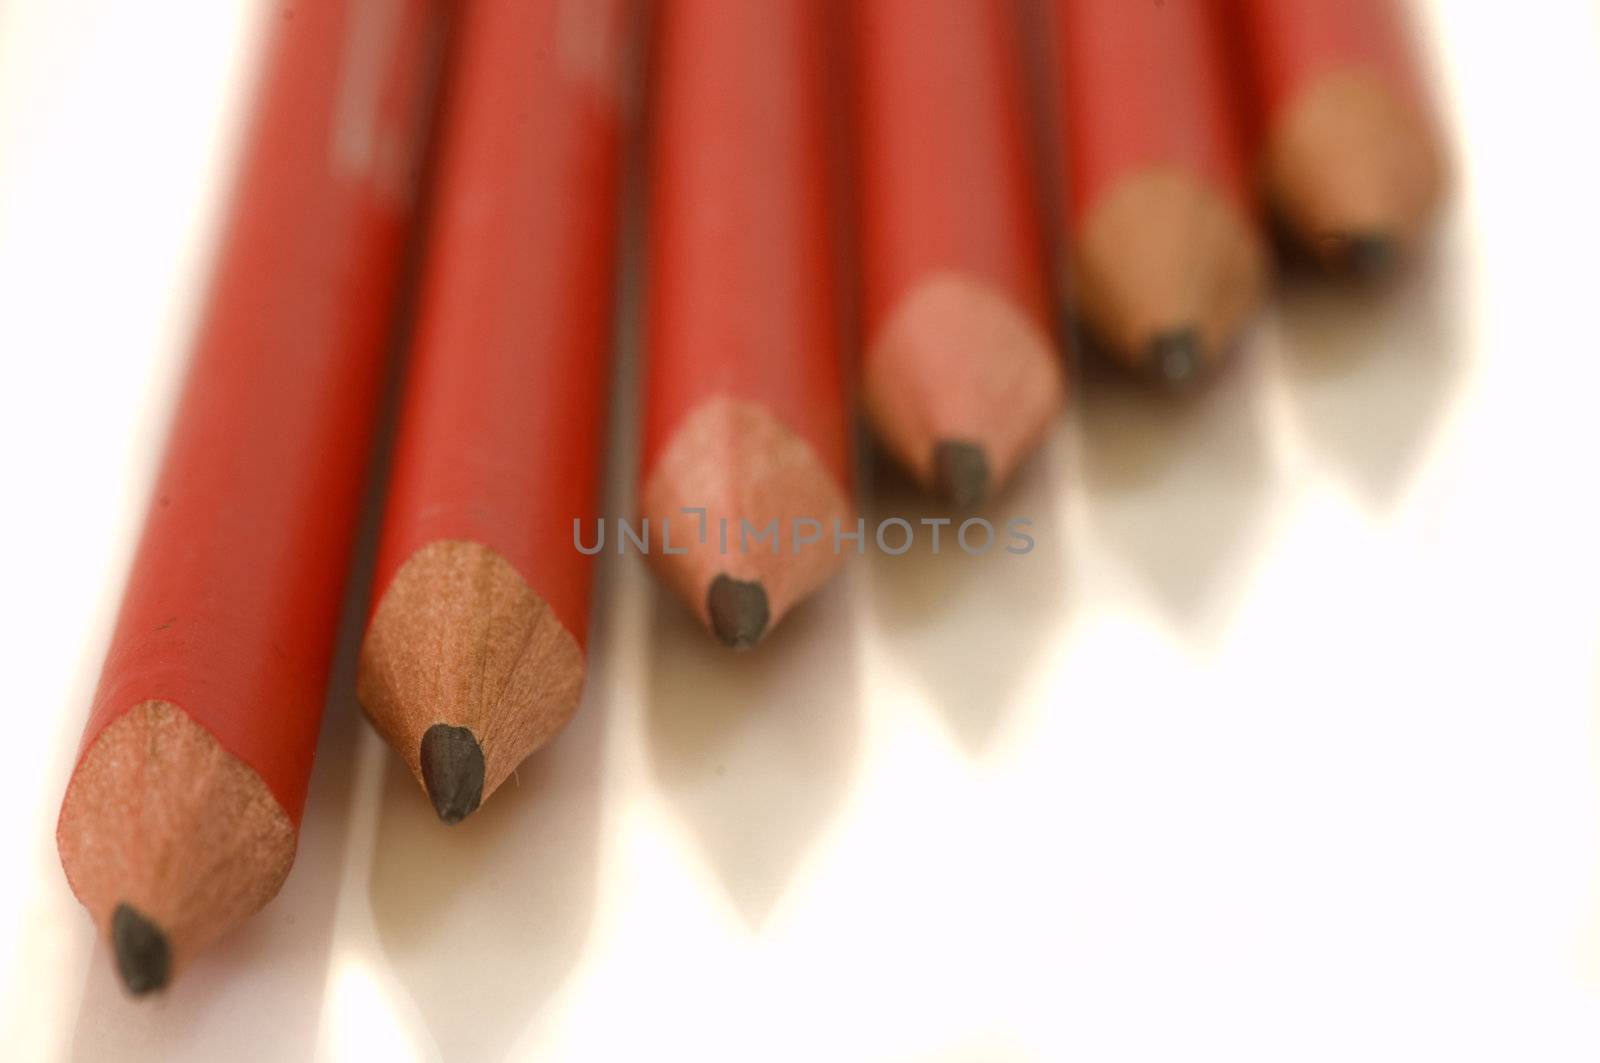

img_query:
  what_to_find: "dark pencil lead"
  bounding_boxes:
[420,724,485,825]
[707,574,769,650]
[932,440,989,510]
[112,903,170,997]
[1148,328,1203,388]
[1341,232,1397,278]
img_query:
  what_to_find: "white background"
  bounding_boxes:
[3,1,1600,1060]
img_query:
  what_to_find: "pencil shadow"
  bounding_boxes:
[643,573,862,930]
[365,670,604,1063]
[863,429,1075,754]
[1076,344,1275,634]
[1272,228,1470,507]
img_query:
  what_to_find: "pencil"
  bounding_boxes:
[54,0,441,995]
[357,0,629,825]
[1047,0,1267,385]
[854,0,1065,508]
[1234,0,1445,273]
[640,0,852,650]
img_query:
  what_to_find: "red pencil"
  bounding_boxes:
[358,0,630,824]
[640,0,852,650]
[1048,0,1267,385]
[1234,0,1445,272]
[855,0,1065,508]
[56,0,442,994]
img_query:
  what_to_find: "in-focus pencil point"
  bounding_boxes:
[112,903,170,997]
[420,724,485,825]
[933,439,989,509]
[707,574,769,650]
[1340,232,1397,277]
[1148,329,1203,388]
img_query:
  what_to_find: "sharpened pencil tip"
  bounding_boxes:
[1341,232,1397,277]
[707,574,769,650]
[112,903,170,996]
[1147,329,1203,388]
[932,440,989,509]
[420,724,484,824]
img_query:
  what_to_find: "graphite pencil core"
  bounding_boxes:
[1148,329,1203,388]
[1340,233,1397,277]
[420,724,485,825]
[933,440,989,509]
[708,575,770,650]
[112,902,170,996]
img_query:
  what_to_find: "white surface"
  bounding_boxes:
[3,1,1600,1061]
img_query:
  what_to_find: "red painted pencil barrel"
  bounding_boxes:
[1057,0,1252,227]
[1237,0,1425,130]
[641,0,850,489]
[855,0,1050,339]
[71,0,439,825]
[370,0,628,648]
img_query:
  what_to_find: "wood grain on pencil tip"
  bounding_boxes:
[640,398,851,650]
[1051,0,1267,383]
[57,702,296,995]
[358,542,586,821]
[857,0,1064,507]
[862,276,1063,508]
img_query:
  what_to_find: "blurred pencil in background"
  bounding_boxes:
[1233,0,1445,273]
[56,0,442,995]
[641,0,852,650]
[1047,0,1266,385]
[358,0,630,824]
[854,0,1064,509]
